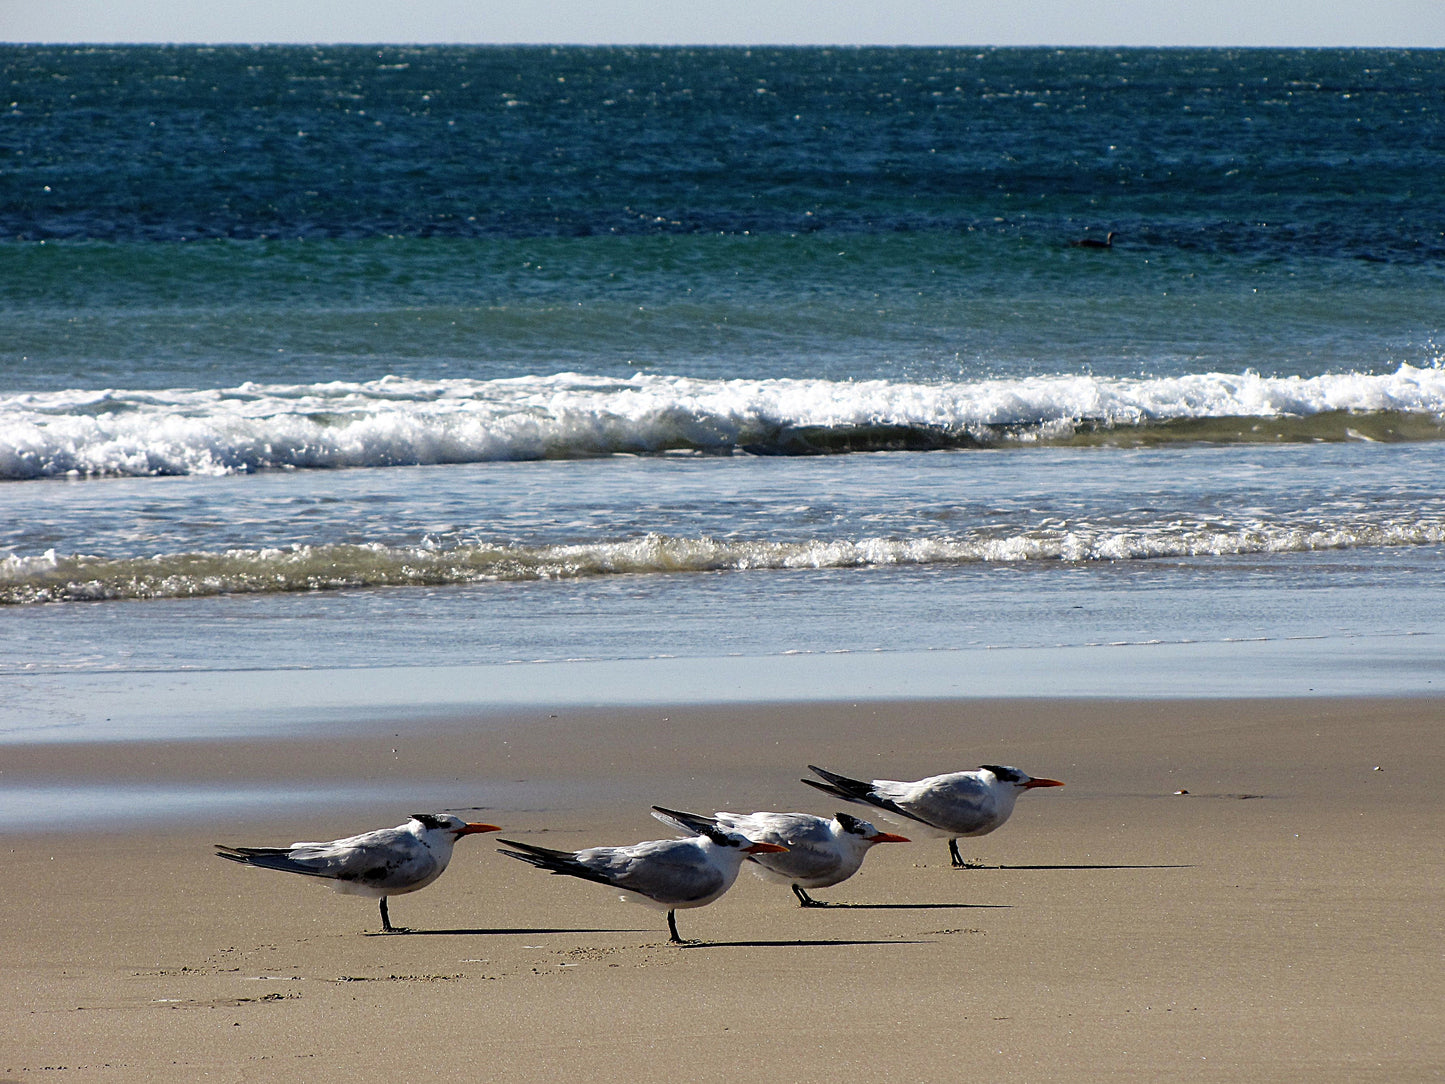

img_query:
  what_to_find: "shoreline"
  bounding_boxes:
[4,630,1442,748]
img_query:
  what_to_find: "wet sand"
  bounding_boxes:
[3,696,1442,1081]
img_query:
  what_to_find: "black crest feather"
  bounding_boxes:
[835,812,868,836]
[978,765,1025,784]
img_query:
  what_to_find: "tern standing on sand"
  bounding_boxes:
[711,810,909,906]
[497,807,787,943]
[217,813,501,933]
[804,764,1063,868]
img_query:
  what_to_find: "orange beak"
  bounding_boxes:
[869,832,911,843]
[455,822,504,837]
[1024,778,1064,789]
[745,841,789,854]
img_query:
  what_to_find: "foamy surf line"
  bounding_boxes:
[3,367,1444,478]
[6,520,1444,604]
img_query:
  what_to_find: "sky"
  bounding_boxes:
[3,0,1444,47]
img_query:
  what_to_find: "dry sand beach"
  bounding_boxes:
[3,695,1442,1082]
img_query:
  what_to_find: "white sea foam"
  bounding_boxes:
[2,366,1444,478]
[5,518,1444,605]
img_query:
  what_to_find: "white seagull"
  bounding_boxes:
[216,812,502,933]
[497,807,787,943]
[803,764,1064,868]
[710,810,909,906]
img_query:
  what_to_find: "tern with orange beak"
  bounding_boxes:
[804,764,1064,868]
[216,813,501,933]
[707,810,909,906]
[498,807,788,943]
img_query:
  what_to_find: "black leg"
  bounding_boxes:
[667,910,683,943]
[793,884,827,908]
[949,840,984,869]
[378,897,411,933]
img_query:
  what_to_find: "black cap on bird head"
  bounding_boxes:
[978,765,1028,784]
[835,812,870,836]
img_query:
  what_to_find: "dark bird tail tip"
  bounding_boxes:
[496,839,548,856]
[806,765,870,791]
[651,806,719,827]
[496,846,550,867]
[496,839,575,862]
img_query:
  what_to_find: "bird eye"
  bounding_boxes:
[979,765,1023,783]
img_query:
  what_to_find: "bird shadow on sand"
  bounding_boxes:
[967,863,1194,871]
[681,937,935,949]
[365,926,647,937]
[800,901,1010,910]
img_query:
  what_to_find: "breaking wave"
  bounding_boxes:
[3,366,1444,479]
[6,519,1444,605]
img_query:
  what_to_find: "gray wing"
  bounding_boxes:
[582,838,731,907]
[217,826,440,891]
[714,810,821,841]
[716,812,839,880]
[883,773,998,835]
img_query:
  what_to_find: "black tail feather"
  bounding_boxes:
[495,839,576,864]
[496,839,619,890]
[650,806,718,833]
[214,844,332,878]
[805,765,877,800]
[650,806,730,846]
[804,766,934,828]
[216,844,294,859]
[802,777,854,801]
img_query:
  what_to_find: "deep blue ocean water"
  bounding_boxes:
[2,46,1444,736]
